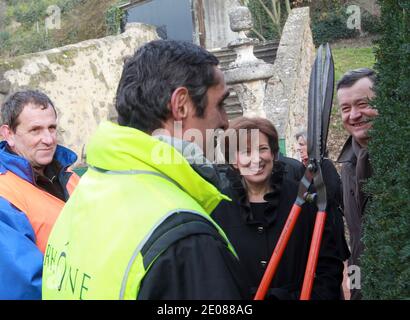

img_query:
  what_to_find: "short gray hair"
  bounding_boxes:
[1,90,56,132]
[336,68,376,90]
[295,130,307,141]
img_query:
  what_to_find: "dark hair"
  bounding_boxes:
[336,68,376,90]
[224,116,279,162]
[115,40,220,133]
[1,90,56,132]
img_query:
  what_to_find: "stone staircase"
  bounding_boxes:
[210,40,279,119]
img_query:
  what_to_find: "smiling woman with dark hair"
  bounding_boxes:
[212,116,346,300]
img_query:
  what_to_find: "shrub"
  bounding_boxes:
[105,3,126,36]
[361,0,410,299]
[310,1,382,46]
[311,7,358,45]
[361,10,382,35]
[241,0,292,41]
[1,0,105,58]
[3,29,56,57]
[0,31,10,43]
[10,1,48,25]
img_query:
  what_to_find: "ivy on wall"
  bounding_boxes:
[105,2,127,35]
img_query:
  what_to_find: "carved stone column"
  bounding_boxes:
[223,6,274,118]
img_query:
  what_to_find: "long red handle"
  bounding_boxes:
[300,211,327,300]
[254,204,302,300]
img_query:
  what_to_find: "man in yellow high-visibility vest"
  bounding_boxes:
[42,40,250,300]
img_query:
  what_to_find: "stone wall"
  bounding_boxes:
[263,7,315,158]
[202,0,241,49]
[0,23,158,163]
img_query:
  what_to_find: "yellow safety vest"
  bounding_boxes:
[42,121,235,299]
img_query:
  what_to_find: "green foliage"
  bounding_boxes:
[247,0,279,40]
[361,0,410,299]
[0,29,52,58]
[6,0,82,25]
[58,0,86,13]
[241,0,291,41]
[0,0,91,57]
[311,5,358,45]
[311,3,382,46]
[361,10,383,35]
[104,3,126,36]
[0,31,11,44]
[242,0,381,45]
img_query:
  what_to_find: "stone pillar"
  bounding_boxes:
[224,6,274,118]
[262,7,315,157]
[201,0,241,49]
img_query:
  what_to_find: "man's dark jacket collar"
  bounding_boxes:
[337,136,356,164]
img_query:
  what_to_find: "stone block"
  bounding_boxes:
[229,6,253,32]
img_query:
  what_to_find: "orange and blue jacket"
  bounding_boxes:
[0,141,79,299]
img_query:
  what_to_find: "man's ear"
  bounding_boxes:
[169,87,190,121]
[0,125,15,147]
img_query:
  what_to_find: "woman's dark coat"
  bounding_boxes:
[212,162,345,300]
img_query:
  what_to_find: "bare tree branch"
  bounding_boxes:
[251,27,266,41]
[256,0,278,25]
[285,0,291,14]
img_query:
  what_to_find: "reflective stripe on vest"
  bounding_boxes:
[0,170,79,253]
[119,208,228,299]
[42,167,236,300]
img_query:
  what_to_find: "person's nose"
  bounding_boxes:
[350,106,362,121]
[41,130,55,145]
